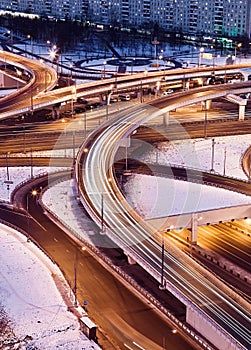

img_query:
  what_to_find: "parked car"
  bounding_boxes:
[118,94,131,101]
[163,89,174,95]
[110,97,118,103]
[77,97,88,104]
[74,106,86,113]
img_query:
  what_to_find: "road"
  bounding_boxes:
[2,49,251,119]
[198,223,251,273]
[0,51,57,113]
[0,174,197,350]
[76,97,251,349]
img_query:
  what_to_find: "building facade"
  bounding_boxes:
[0,0,251,38]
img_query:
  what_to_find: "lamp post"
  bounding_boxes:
[69,63,73,86]
[30,148,33,179]
[151,37,160,65]
[198,47,204,67]
[4,152,13,200]
[16,69,21,89]
[73,246,78,307]
[159,235,166,290]
[101,192,104,234]
[71,86,77,118]
[84,110,87,139]
[44,69,48,92]
[131,57,135,74]
[223,147,227,176]
[103,60,107,79]
[30,89,33,115]
[204,108,207,139]
[24,34,33,56]
[211,138,216,172]
[234,43,242,64]
[26,189,38,242]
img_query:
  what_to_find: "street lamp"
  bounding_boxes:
[223,147,227,176]
[210,138,216,172]
[131,57,135,74]
[16,70,22,89]
[26,189,38,242]
[159,235,166,290]
[103,60,107,79]
[71,86,77,118]
[30,89,34,115]
[234,43,242,64]
[69,63,73,86]
[158,55,163,72]
[204,108,208,139]
[4,152,13,200]
[198,47,204,67]
[101,192,105,234]
[73,246,78,307]
[26,34,33,56]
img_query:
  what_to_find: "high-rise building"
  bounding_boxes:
[0,0,251,38]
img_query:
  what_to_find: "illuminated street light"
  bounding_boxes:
[26,189,38,242]
[71,86,77,118]
[159,235,166,290]
[234,43,242,64]
[198,47,204,67]
[16,70,22,89]
[131,57,135,74]
[69,63,73,85]
[211,138,216,172]
[103,60,107,79]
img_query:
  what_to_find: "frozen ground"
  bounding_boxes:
[124,134,251,219]
[0,223,100,349]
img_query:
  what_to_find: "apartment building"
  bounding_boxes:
[0,0,251,38]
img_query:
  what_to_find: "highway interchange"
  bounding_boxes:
[0,50,251,350]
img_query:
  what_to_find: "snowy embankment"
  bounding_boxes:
[124,134,251,219]
[0,166,101,349]
[0,224,100,349]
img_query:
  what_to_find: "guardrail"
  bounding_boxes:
[39,175,217,350]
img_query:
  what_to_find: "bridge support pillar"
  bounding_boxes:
[99,94,104,104]
[163,112,170,126]
[205,99,212,110]
[186,306,239,350]
[0,73,4,87]
[191,213,198,244]
[127,255,136,265]
[239,104,245,121]
[201,99,212,111]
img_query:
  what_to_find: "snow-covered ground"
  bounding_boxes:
[0,223,100,350]
[124,134,251,219]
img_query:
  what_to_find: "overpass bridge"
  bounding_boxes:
[76,92,251,350]
[114,160,251,244]
[2,50,251,122]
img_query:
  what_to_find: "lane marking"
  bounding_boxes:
[132,342,146,350]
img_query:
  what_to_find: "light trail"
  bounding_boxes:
[76,101,251,349]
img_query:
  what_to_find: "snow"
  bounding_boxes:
[124,134,251,219]
[143,135,251,180]
[0,224,100,349]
